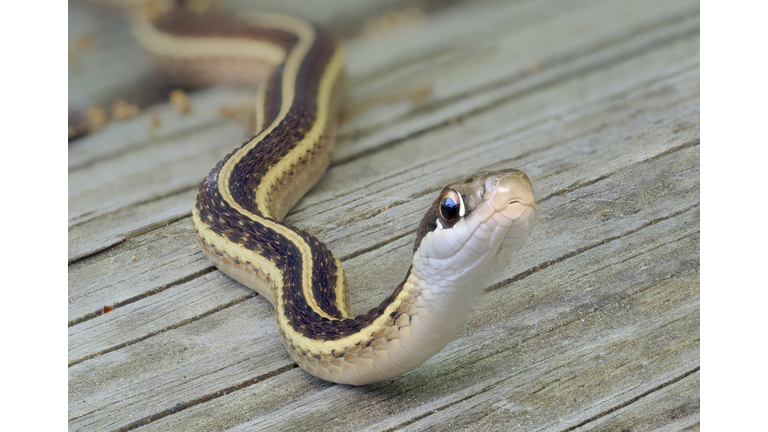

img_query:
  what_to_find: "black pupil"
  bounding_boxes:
[440,197,459,221]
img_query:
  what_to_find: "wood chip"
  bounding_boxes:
[111,99,141,120]
[358,7,426,37]
[85,105,110,133]
[404,84,433,106]
[170,89,192,114]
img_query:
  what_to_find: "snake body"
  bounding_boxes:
[135,8,536,385]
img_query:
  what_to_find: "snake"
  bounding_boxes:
[132,6,536,386]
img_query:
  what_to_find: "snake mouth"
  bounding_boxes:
[494,199,536,228]
[518,200,538,213]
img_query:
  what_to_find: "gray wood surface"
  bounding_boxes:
[68,0,700,430]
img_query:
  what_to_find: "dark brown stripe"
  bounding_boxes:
[261,64,283,130]
[196,172,407,338]
[151,9,299,52]
[193,20,408,339]
[228,26,336,215]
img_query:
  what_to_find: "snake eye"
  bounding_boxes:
[437,189,463,228]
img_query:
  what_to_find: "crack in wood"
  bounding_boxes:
[68,184,197,232]
[486,202,700,293]
[339,230,412,262]
[68,291,255,367]
[106,364,298,432]
[332,12,699,167]
[382,380,503,432]
[67,238,128,266]
[538,137,699,203]
[68,266,216,327]
[559,366,700,432]
[69,119,228,172]
[69,210,196,265]
[576,229,699,281]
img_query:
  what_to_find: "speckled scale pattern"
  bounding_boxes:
[227,29,329,216]
[196,158,346,323]
[192,22,415,340]
[196,162,415,339]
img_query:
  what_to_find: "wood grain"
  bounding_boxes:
[68,0,700,430]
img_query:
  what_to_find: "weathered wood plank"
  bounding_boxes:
[67,138,699,430]
[68,217,210,321]
[68,271,248,364]
[68,299,289,431]
[336,0,698,162]
[68,121,242,225]
[67,188,196,263]
[570,371,700,432]
[127,200,698,432]
[67,26,697,331]
[68,87,249,171]
[68,0,700,430]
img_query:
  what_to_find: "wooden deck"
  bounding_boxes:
[68,0,700,430]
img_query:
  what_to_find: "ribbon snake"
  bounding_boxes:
[132,6,536,386]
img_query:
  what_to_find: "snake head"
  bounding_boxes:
[413,169,536,296]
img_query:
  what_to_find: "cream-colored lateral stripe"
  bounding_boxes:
[254,84,267,135]
[131,16,286,65]
[212,18,341,321]
[332,256,352,319]
[267,49,345,320]
[253,47,343,214]
[255,47,346,316]
[277,275,414,354]
[192,206,284,300]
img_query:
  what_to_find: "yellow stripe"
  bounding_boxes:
[216,19,343,322]
[131,16,286,65]
[253,48,343,216]
[253,83,266,135]
[192,206,284,304]
[277,276,413,353]
[189,12,382,352]
[255,48,346,318]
